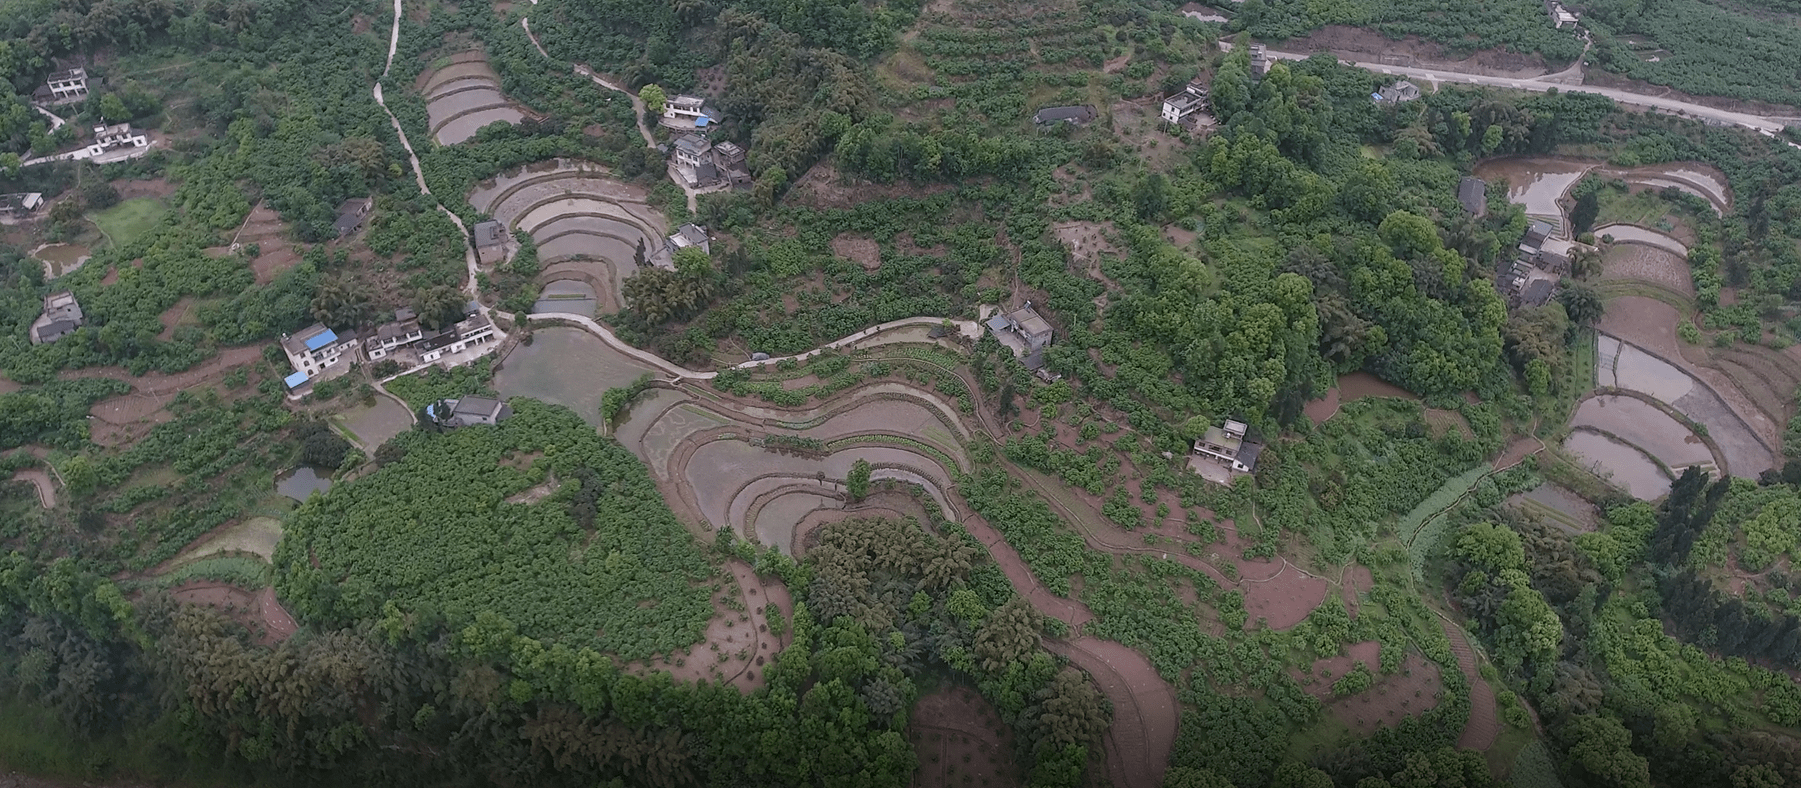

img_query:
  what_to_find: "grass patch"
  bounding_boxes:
[1400,464,1492,579]
[88,198,169,248]
[148,554,273,589]
[1506,738,1564,788]
[1594,187,1690,233]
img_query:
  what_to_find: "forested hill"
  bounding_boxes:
[5,0,1801,786]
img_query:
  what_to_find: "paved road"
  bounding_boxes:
[1265,48,1796,139]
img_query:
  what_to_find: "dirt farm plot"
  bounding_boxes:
[1295,643,1445,737]
[908,687,1022,788]
[160,516,284,570]
[830,233,882,270]
[1242,561,1330,630]
[334,396,415,452]
[170,582,298,645]
[624,561,791,692]
[1601,243,1694,296]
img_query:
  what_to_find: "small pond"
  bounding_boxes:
[276,467,333,501]
[32,243,91,278]
[1563,430,1670,500]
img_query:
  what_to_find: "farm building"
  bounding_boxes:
[29,291,84,345]
[280,323,358,378]
[366,308,424,361]
[33,68,87,105]
[1458,177,1486,216]
[1033,106,1097,130]
[1192,419,1263,473]
[985,303,1055,374]
[0,193,44,220]
[334,197,372,238]
[427,396,513,428]
[474,220,508,265]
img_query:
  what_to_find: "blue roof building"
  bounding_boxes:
[284,371,310,389]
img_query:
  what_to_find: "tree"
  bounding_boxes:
[412,286,466,330]
[98,94,129,123]
[974,597,1040,672]
[1560,714,1652,788]
[1559,283,1604,327]
[1571,189,1600,234]
[846,458,871,501]
[312,276,373,328]
[639,84,666,116]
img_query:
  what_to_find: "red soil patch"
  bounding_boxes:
[908,687,1022,788]
[1443,621,1500,751]
[787,162,953,210]
[1047,636,1176,788]
[1494,436,1544,471]
[623,560,791,692]
[99,266,120,285]
[170,582,297,646]
[1324,651,1444,736]
[113,178,176,201]
[1294,640,1381,700]
[62,344,264,396]
[830,233,882,270]
[209,203,300,284]
[1242,560,1329,630]
[157,296,195,341]
[1340,564,1374,616]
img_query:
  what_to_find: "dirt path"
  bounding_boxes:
[61,344,265,395]
[1442,619,1500,751]
[519,17,655,149]
[1046,637,1175,788]
[10,469,54,508]
[371,0,506,349]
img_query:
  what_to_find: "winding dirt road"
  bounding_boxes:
[1264,46,1799,143]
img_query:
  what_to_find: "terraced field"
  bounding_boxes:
[420,52,524,145]
[469,160,667,312]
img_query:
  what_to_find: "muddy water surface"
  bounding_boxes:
[1473,157,1593,220]
[1563,430,1670,500]
[32,243,90,277]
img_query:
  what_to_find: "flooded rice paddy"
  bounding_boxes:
[276,467,333,501]
[1563,430,1670,500]
[1592,334,1772,484]
[1570,395,1713,471]
[422,54,524,145]
[532,280,598,316]
[494,327,653,426]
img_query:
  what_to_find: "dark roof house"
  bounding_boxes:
[1458,177,1486,216]
[1033,106,1097,129]
[29,291,83,345]
[334,198,373,238]
[430,396,513,428]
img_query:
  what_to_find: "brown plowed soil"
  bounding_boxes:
[1282,26,1553,78]
[1046,636,1176,788]
[620,560,791,692]
[169,582,298,646]
[1601,244,1694,296]
[1443,621,1500,751]
[908,687,1022,788]
[830,233,882,270]
[1328,651,1444,736]
[1241,560,1330,630]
